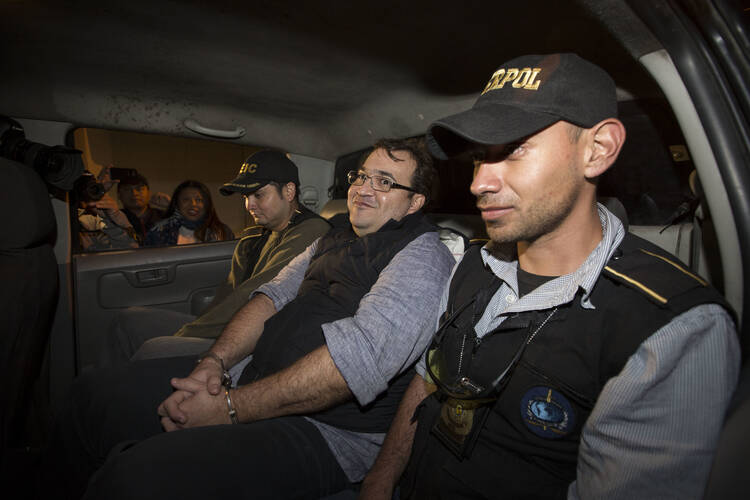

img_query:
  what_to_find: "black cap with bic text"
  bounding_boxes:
[220,150,300,196]
[426,53,617,160]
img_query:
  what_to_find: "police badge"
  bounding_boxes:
[432,395,495,458]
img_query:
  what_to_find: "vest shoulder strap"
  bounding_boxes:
[445,245,503,324]
[603,232,734,319]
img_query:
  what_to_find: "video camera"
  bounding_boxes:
[0,115,85,192]
[72,166,140,203]
[72,172,107,203]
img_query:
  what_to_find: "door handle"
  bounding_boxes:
[136,268,169,285]
[121,266,175,288]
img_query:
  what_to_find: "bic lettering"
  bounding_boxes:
[239,162,259,174]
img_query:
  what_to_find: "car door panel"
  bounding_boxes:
[97,261,228,307]
[73,240,236,372]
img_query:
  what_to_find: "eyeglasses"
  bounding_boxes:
[346,170,418,193]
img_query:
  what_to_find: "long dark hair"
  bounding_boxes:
[166,180,230,242]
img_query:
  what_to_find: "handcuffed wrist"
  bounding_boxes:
[197,350,232,388]
[197,350,226,371]
[225,387,239,424]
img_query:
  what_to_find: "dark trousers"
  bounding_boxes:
[39,356,350,499]
[101,307,197,365]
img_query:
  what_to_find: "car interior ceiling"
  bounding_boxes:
[0,0,663,159]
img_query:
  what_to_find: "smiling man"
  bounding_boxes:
[346,148,430,236]
[42,138,456,500]
[360,54,739,500]
[101,150,331,364]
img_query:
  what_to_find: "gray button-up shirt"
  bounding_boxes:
[256,229,456,482]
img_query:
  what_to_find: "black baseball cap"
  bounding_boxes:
[220,150,300,196]
[426,53,617,160]
[117,172,148,188]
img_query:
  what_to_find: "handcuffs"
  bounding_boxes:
[197,350,239,424]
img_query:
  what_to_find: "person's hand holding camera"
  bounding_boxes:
[88,193,132,229]
[96,164,119,192]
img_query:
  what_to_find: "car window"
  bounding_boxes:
[71,128,261,252]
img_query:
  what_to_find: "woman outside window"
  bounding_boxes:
[145,180,234,246]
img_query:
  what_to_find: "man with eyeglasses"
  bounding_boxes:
[101,150,331,364]
[361,54,738,500]
[41,137,456,500]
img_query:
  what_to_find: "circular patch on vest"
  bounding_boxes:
[520,386,575,439]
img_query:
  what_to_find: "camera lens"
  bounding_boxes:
[84,179,106,201]
[74,173,106,202]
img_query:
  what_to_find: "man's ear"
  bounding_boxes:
[407,193,426,214]
[583,118,626,180]
[284,182,296,201]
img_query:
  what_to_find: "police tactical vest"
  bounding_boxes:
[402,232,731,499]
[241,211,437,432]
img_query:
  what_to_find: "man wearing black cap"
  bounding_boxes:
[361,54,739,499]
[102,150,331,364]
[117,172,167,245]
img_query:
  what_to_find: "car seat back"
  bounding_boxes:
[0,157,59,453]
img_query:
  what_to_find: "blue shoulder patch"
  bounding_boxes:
[520,386,575,439]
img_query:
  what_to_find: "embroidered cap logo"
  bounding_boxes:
[481,67,543,94]
[239,162,259,175]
